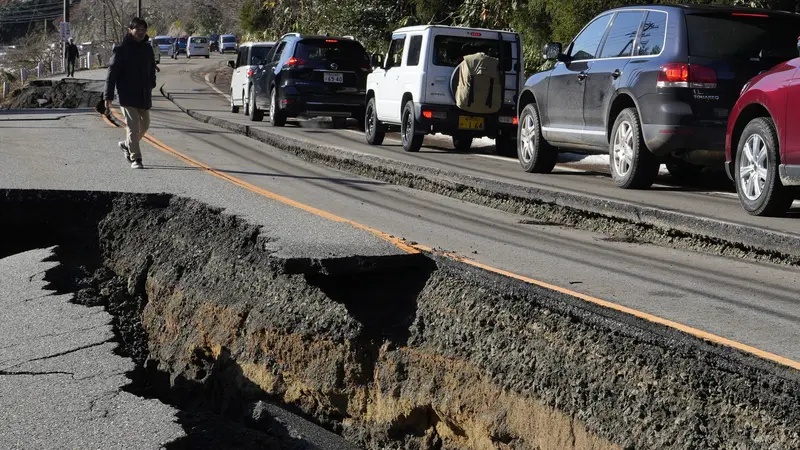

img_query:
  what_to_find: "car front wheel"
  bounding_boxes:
[735,117,794,216]
[517,103,556,173]
[609,107,659,189]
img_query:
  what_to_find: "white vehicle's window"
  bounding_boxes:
[386,37,405,69]
[237,48,247,67]
[250,46,273,65]
[569,14,612,61]
[193,37,208,44]
[432,35,513,71]
[600,11,644,58]
[637,11,667,56]
[222,36,236,43]
[406,35,423,66]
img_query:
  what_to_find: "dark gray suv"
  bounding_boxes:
[517,5,800,189]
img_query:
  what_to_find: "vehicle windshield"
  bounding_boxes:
[433,35,513,70]
[295,39,368,64]
[155,38,173,45]
[686,13,800,61]
[222,36,236,43]
[250,45,274,65]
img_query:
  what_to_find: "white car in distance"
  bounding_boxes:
[187,36,210,59]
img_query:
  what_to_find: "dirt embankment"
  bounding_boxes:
[2,78,104,109]
[2,189,799,450]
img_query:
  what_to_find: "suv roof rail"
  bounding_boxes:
[280,32,301,39]
[343,35,355,40]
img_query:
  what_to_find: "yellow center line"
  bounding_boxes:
[99,109,800,373]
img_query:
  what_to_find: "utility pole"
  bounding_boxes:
[137,0,141,18]
[103,0,107,44]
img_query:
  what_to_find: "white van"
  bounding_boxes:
[227,41,276,114]
[187,36,210,58]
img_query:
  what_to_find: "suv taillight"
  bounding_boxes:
[657,63,717,89]
[284,57,306,68]
[247,69,254,77]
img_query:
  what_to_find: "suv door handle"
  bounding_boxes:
[612,69,622,79]
[577,72,587,81]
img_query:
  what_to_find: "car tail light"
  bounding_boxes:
[498,116,518,125]
[470,32,482,36]
[732,12,768,17]
[325,39,338,43]
[421,110,447,119]
[247,69,254,77]
[657,63,717,89]
[285,57,306,67]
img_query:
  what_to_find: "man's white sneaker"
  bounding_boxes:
[131,160,144,169]
[118,141,133,162]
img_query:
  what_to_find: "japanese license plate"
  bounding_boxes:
[324,72,344,83]
[458,115,485,130]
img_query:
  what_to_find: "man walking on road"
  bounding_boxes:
[65,39,79,77]
[104,17,157,169]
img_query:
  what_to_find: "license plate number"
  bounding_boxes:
[458,116,484,130]
[324,73,344,83]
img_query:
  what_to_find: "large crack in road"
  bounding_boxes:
[2,188,799,449]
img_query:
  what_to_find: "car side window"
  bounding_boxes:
[386,36,405,69]
[237,48,247,67]
[271,42,287,63]
[406,35,423,66]
[636,11,667,56]
[569,14,612,61]
[599,11,644,59]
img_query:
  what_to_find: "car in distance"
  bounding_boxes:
[248,33,370,126]
[725,57,800,216]
[517,5,800,189]
[187,36,210,58]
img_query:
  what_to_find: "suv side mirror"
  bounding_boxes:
[543,43,564,61]
[371,54,384,68]
[227,60,235,69]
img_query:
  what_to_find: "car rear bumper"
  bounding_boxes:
[414,103,518,138]
[275,90,365,118]
[641,123,727,157]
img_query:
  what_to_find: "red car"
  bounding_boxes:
[726,57,800,216]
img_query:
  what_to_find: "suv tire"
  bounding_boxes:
[518,103,557,173]
[452,134,472,151]
[609,107,659,189]
[401,101,424,152]
[230,91,239,114]
[735,117,794,216]
[249,86,263,122]
[364,98,385,145]
[269,88,286,127]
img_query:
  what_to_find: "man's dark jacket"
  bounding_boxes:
[104,34,156,110]
[65,44,78,60]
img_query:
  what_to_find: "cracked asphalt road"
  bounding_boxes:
[0,247,185,449]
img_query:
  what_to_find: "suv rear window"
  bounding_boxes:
[222,36,236,43]
[193,38,208,44]
[155,38,173,45]
[433,35,513,71]
[295,39,368,64]
[686,13,800,61]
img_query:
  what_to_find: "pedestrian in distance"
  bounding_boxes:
[65,38,79,77]
[104,17,157,170]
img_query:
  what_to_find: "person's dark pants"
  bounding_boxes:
[67,58,76,77]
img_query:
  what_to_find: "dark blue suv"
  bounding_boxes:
[249,33,371,127]
[517,5,800,189]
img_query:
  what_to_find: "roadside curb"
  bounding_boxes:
[160,85,800,264]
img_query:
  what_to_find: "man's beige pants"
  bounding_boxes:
[120,107,150,161]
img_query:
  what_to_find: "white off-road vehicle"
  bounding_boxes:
[364,25,523,154]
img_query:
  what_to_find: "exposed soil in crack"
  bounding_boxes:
[2,78,104,109]
[3,188,800,450]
